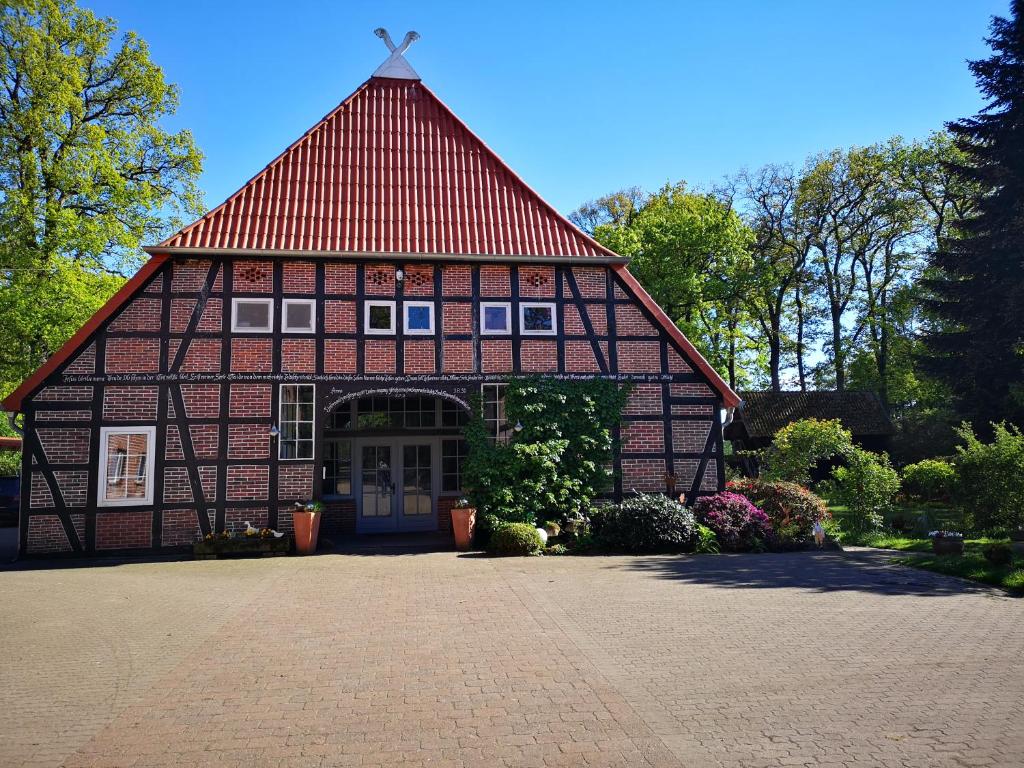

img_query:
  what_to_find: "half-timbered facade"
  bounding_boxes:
[2,51,739,557]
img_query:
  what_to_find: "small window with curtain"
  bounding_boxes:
[98,426,155,506]
[441,438,468,492]
[323,439,352,496]
[481,383,508,443]
[282,299,315,333]
[279,384,315,460]
[231,298,274,332]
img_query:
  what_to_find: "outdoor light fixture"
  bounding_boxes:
[395,268,405,281]
[513,421,524,432]
[269,424,280,437]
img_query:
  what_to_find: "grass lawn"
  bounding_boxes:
[893,549,1024,594]
[846,534,1024,594]
[827,503,1024,594]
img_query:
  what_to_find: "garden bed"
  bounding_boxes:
[193,536,291,559]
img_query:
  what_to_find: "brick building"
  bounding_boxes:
[2,42,739,556]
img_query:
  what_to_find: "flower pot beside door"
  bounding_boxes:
[451,499,476,552]
[293,501,323,555]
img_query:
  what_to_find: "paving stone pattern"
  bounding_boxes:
[0,549,1021,767]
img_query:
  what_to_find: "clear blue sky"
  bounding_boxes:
[86,0,1008,216]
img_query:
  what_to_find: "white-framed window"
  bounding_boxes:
[279,384,315,460]
[231,298,274,333]
[480,302,512,335]
[282,299,316,333]
[364,300,396,335]
[520,302,557,335]
[481,383,509,444]
[403,301,435,335]
[98,426,156,506]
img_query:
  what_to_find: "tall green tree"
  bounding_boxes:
[575,182,757,388]
[922,0,1024,430]
[0,0,202,396]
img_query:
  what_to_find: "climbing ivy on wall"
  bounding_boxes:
[462,377,629,528]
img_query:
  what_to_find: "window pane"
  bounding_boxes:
[406,305,432,331]
[368,304,392,330]
[286,302,312,330]
[523,306,553,332]
[235,301,270,329]
[484,305,508,332]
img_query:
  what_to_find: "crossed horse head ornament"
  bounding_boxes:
[372,28,421,80]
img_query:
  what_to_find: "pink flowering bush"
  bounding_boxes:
[727,478,829,547]
[693,492,773,552]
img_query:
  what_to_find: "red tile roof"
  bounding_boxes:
[154,78,621,260]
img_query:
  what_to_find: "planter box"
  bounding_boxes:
[932,537,964,556]
[193,536,291,560]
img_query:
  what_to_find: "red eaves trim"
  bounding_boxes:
[1,254,170,413]
[611,264,740,409]
[0,436,22,451]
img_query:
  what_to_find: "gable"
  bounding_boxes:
[153,78,621,260]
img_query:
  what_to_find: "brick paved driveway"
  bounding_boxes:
[1,549,1021,768]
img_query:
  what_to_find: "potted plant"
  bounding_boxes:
[1010,528,1024,558]
[293,501,323,555]
[929,530,964,556]
[450,498,476,551]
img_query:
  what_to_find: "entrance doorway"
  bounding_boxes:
[357,439,435,532]
[321,392,469,534]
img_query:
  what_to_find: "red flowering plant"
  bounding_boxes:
[693,492,772,552]
[727,478,829,548]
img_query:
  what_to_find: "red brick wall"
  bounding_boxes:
[105,338,159,373]
[103,386,158,421]
[96,511,153,549]
[229,384,271,418]
[20,257,728,556]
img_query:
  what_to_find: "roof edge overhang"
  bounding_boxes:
[143,246,630,265]
[2,254,170,413]
[610,264,741,409]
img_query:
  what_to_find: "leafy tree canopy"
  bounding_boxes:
[0,0,203,397]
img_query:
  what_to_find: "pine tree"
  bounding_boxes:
[922,0,1024,430]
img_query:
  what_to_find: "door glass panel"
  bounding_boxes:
[361,445,393,517]
[402,444,432,517]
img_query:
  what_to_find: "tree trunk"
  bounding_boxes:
[795,286,807,392]
[832,304,845,391]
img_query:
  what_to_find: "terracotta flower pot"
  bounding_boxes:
[451,507,476,551]
[293,510,322,555]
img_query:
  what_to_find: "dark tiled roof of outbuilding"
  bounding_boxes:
[735,390,895,438]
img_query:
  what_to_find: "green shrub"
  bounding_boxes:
[694,523,719,553]
[901,459,957,502]
[982,543,1013,566]
[952,422,1024,532]
[591,494,696,553]
[0,450,20,477]
[727,478,829,545]
[545,543,568,556]
[462,377,628,526]
[824,448,900,536]
[488,522,544,556]
[762,418,854,486]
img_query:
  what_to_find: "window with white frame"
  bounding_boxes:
[98,426,155,506]
[364,300,396,334]
[280,384,315,460]
[282,299,315,333]
[480,302,511,335]
[231,298,274,332]
[403,301,435,335]
[520,302,556,335]
[481,383,509,443]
